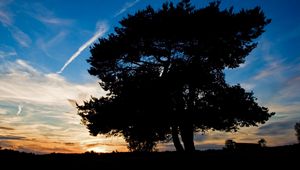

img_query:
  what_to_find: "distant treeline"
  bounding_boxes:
[0,144,299,168]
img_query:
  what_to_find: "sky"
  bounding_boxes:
[0,0,300,154]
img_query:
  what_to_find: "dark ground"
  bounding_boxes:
[1,144,299,168]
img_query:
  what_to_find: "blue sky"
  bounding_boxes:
[0,0,300,153]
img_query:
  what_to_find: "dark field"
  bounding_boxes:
[1,144,299,168]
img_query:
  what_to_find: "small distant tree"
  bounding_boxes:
[225,139,236,150]
[295,122,300,143]
[258,138,267,147]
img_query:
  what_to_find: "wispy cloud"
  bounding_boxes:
[46,31,68,46]
[0,59,121,153]
[268,103,300,116]
[0,0,13,26]
[248,50,300,105]
[8,26,32,48]
[0,10,12,26]
[256,119,298,146]
[0,49,16,58]
[0,136,84,154]
[0,108,8,114]
[114,0,140,17]
[0,59,105,105]
[253,59,285,80]
[25,3,73,26]
[36,31,68,58]
[0,135,25,140]
[0,1,32,47]
[0,126,14,130]
[57,22,109,74]
[258,121,294,136]
[35,15,72,25]
[276,76,300,101]
[16,104,23,115]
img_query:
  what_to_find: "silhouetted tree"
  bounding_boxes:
[78,0,274,152]
[295,122,300,143]
[225,139,236,150]
[258,138,267,147]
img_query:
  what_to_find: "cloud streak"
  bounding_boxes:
[35,15,72,25]
[16,104,23,115]
[0,1,32,47]
[0,59,121,153]
[0,0,13,26]
[0,10,12,26]
[57,22,109,74]
[0,59,105,105]
[25,2,73,26]
[114,0,140,17]
[0,135,25,140]
[0,126,14,130]
[0,49,16,58]
[9,26,32,48]
[253,57,286,80]
[36,31,68,58]
[277,76,300,101]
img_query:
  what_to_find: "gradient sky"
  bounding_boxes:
[0,0,300,154]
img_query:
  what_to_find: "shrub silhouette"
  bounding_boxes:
[295,122,300,143]
[258,138,267,147]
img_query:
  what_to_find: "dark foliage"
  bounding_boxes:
[295,122,300,143]
[78,0,274,152]
[258,138,267,147]
[225,139,236,150]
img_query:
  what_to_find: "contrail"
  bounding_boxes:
[17,104,23,116]
[114,0,140,17]
[57,22,108,74]
[57,0,140,74]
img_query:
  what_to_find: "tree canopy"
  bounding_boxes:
[78,0,274,152]
[258,138,267,147]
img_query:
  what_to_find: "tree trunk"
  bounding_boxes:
[180,123,195,152]
[179,85,196,152]
[171,125,184,152]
